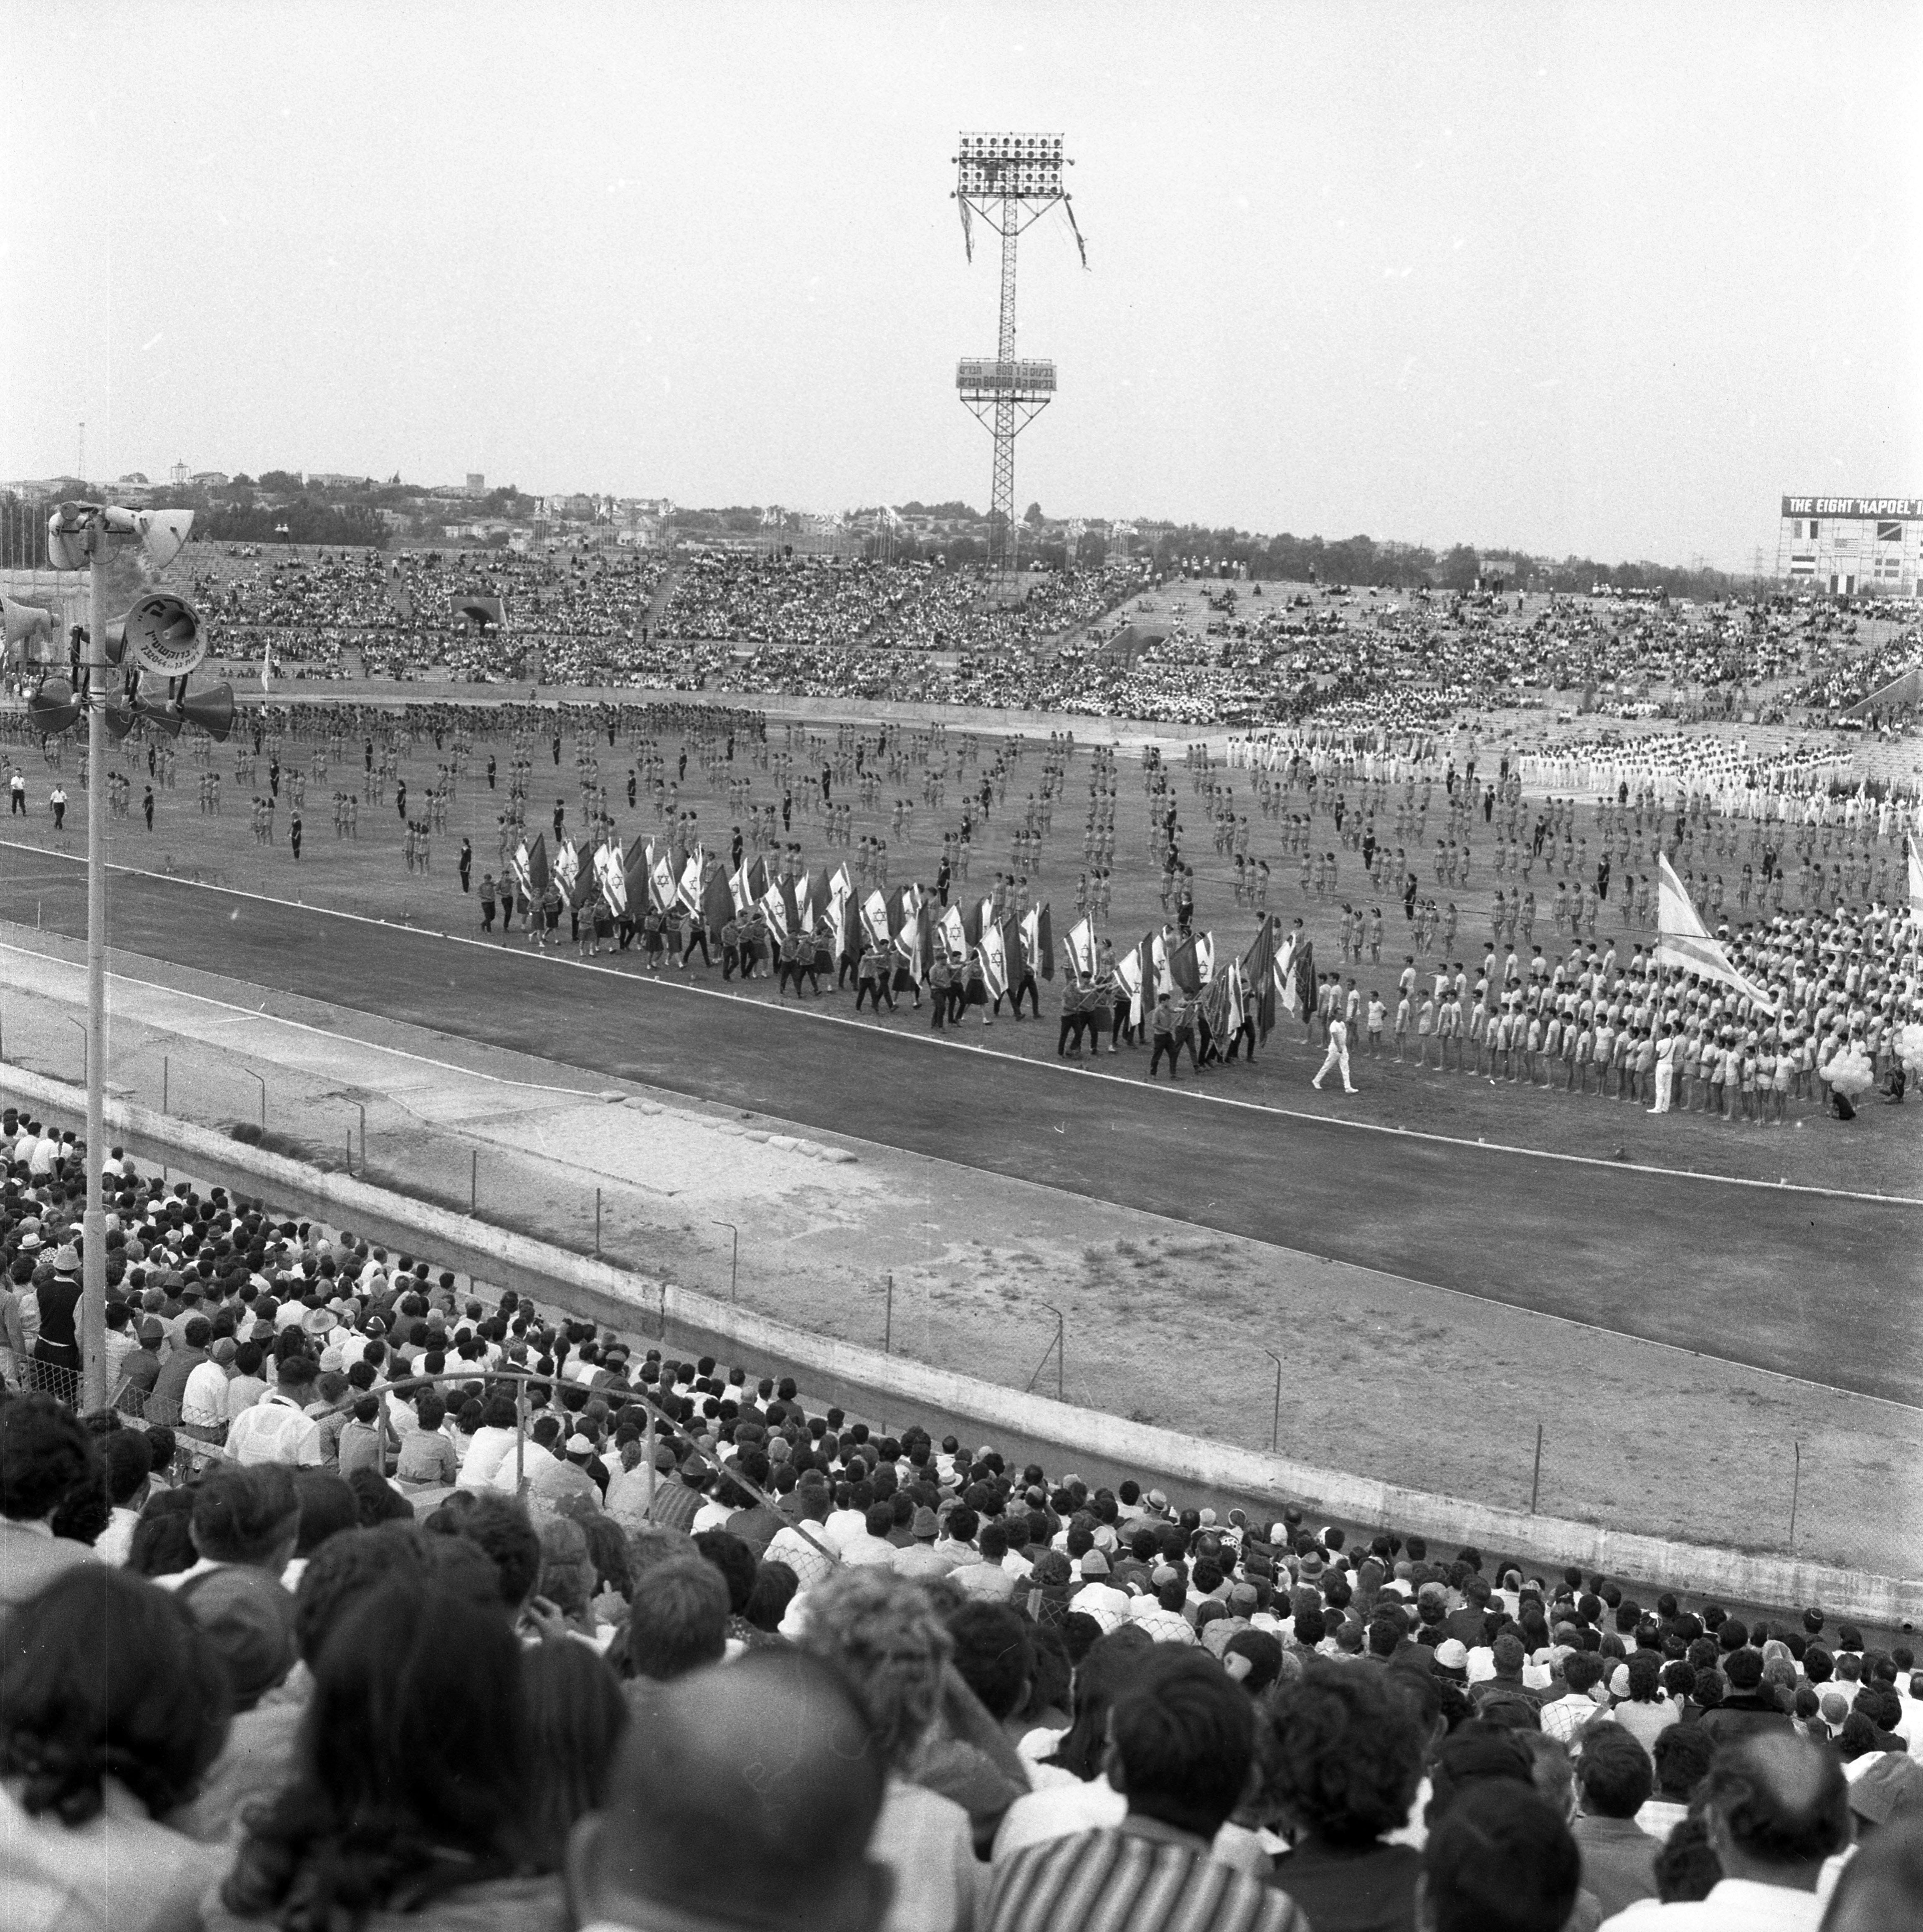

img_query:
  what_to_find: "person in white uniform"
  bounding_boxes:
[1312,1012,1358,1094]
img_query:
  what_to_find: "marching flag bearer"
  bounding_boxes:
[1312,1009,1358,1094]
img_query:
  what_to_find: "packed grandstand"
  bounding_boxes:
[165,542,1921,730]
[0,1129,1918,1932]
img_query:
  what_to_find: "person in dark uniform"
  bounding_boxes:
[964,949,990,1027]
[681,908,713,969]
[553,799,566,840]
[778,928,806,998]
[590,890,615,957]
[486,754,497,789]
[806,927,832,995]
[936,854,951,905]
[854,940,889,1014]
[1057,969,1087,1058]
[1148,991,1179,1079]
[1010,948,1040,1020]
[31,1244,83,1394]
[142,786,155,830]
[740,912,767,981]
[627,769,638,808]
[289,814,302,861]
[1174,992,1201,1072]
[459,838,473,892]
[395,778,407,821]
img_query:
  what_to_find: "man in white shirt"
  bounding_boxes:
[180,1344,233,1443]
[1068,1552,1131,1633]
[1596,1734,1852,1930]
[224,1358,325,1466]
[823,1496,872,1553]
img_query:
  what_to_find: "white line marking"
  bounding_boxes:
[6,837,1920,1210]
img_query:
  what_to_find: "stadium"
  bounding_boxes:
[3,8,1922,1932]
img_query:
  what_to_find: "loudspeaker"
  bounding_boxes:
[131,696,184,740]
[131,509,193,573]
[2,596,57,661]
[27,679,83,736]
[176,682,235,744]
[123,592,205,677]
[103,692,137,742]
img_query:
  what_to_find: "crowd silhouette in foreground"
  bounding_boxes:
[0,1119,1920,1932]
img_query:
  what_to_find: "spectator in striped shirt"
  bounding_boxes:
[983,1649,1309,1932]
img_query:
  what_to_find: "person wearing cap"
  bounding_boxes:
[889,1507,953,1582]
[528,1429,602,1515]
[1067,1552,1130,1634]
[29,1243,84,1394]
[117,1315,167,1407]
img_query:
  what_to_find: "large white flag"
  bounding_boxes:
[593,842,627,915]
[980,922,1008,1001]
[1909,834,1923,915]
[1064,916,1097,978]
[1115,946,1143,1028]
[1656,854,1776,1013]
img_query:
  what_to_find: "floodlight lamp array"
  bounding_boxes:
[957,131,1066,200]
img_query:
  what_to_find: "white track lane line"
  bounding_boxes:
[4,837,1919,1211]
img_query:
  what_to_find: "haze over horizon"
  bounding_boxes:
[5,1,1920,574]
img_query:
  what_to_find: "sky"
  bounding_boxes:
[3,1,1920,571]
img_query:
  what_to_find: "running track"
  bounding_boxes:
[6,852,1920,1404]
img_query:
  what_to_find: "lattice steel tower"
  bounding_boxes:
[953,132,1085,585]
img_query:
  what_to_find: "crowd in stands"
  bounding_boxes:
[167,540,1920,735]
[1,1113,1921,1932]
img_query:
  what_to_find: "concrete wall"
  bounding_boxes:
[10,1063,1918,1630]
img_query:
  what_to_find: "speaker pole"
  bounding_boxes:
[81,532,109,1411]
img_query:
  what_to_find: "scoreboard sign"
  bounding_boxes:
[1781,496,1923,520]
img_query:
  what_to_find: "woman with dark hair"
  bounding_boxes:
[126,1489,199,1580]
[209,1571,565,1932]
[743,1559,797,1635]
[455,1394,521,1493]
[519,1639,627,1874]
[0,1567,234,1931]
[1612,1650,1678,1752]
[1257,1658,1426,1927]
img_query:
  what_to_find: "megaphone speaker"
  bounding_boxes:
[104,617,127,666]
[123,592,205,678]
[3,596,57,659]
[177,682,235,744]
[133,509,194,573]
[27,679,83,737]
[131,696,184,740]
[103,692,137,742]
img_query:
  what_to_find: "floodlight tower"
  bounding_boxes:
[953,132,1084,588]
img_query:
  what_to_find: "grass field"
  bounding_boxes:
[2,673,1920,1580]
[8,665,1918,1199]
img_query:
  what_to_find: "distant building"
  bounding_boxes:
[466,473,486,495]
[190,471,231,487]
[1777,495,1920,595]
